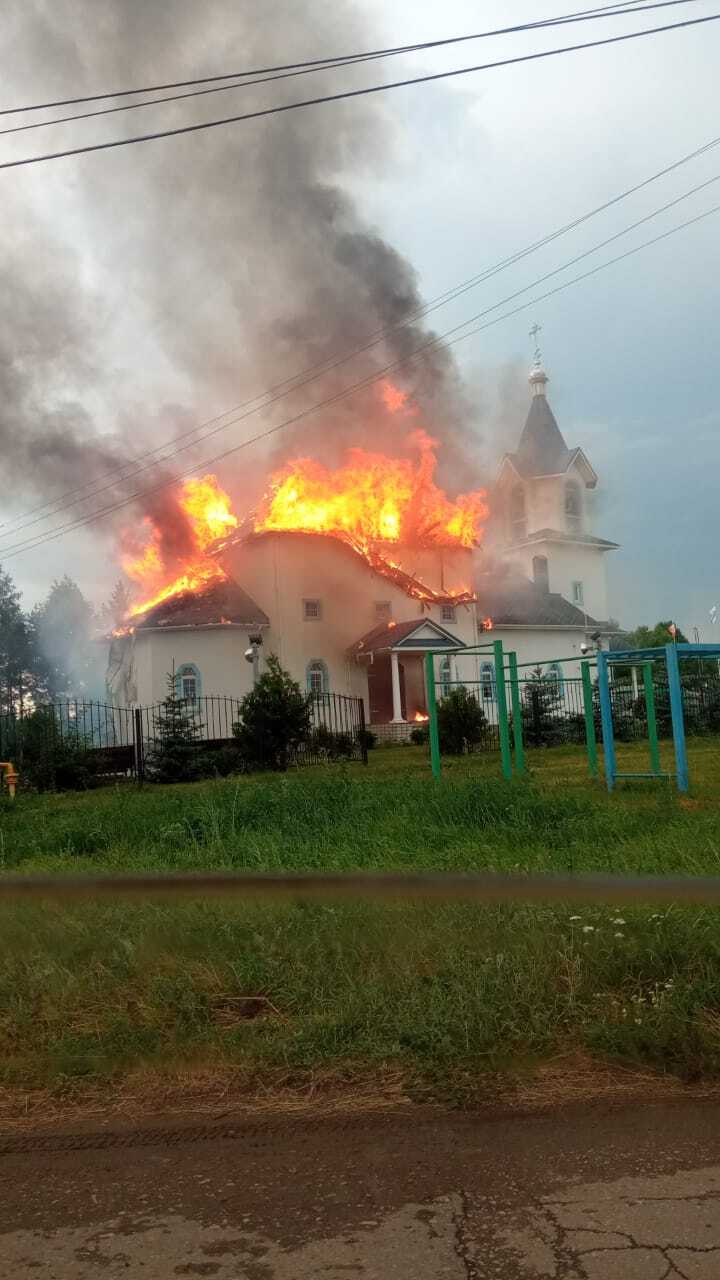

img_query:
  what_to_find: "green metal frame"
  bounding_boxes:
[507,651,526,776]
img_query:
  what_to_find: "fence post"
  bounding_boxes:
[642,662,661,776]
[358,697,369,765]
[507,651,525,776]
[493,639,513,781]
[581,660,599,779]
[424,652,441,780]
[665,643,689,793]
[133,707,145,785]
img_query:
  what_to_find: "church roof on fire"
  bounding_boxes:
[135,577,269,630]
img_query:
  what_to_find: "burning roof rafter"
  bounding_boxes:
[116,401,487,621]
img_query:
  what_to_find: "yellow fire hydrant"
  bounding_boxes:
[0,762,18,801]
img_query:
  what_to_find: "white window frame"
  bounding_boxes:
[375,600,392,621]
[480,661,496,700]
[572,580,584,606]
[306,660,329,696]
[441,604,456,623]
[303,598,323,621]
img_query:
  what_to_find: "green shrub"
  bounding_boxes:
[233,655,311,771]
[437,687,487,754]
[410,725,429,746]
[16,706,102,792]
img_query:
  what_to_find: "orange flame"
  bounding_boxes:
[122,475,238,618]
[255,431,487,552]
[413,711,429,722]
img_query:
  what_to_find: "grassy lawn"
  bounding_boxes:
[2,738,720,1105]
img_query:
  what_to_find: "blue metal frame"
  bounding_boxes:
[598,642,720,794]
[665,643,689,793]
[596,650,616,791]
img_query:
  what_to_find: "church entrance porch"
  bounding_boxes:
[349,616,466,741]
[367,652,429,728]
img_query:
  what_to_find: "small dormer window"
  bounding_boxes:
[441,604,456,623]
[509,484,527,541]
[303,598,322,621]
[375,601,392,621]
[565,481,582,534]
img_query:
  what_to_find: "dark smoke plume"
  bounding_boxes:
[2,0,484,574]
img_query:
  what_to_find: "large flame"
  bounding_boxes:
[122,475,237,618]
[117,390,488,621]
[255,430,488,551]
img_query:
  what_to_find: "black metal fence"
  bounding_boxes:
[0,690,368,785]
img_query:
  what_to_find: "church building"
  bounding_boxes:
[107,355,619,733]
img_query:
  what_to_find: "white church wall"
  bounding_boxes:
[221,534,478,711]
[132,627,255,704]
[489,627,589,676]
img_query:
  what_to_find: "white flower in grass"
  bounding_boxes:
[582,925,595,933]
[569,915,582,922]
[612,918,626,925]
[614,932,625,939]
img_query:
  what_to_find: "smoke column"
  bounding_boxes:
[2,0,483,573]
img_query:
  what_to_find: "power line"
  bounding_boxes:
[4,126,720,539]
[1,11,717,171]
[2,193,718,562]
[0,0,693,118]
[0,1,700,139]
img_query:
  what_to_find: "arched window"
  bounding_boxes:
[480,661,496,701]
[532,555,549,592]
[547,661,564,694]
[564,481,582,534]
[306,659,329,696]
[176,663,201,703]
[509,484,527,541]
[438,655,452,698]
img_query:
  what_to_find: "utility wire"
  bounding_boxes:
[2,193,718,562]
[1,11,717,171]
[3,125,719,539]
[0,1,700,138]
[0,0,693,118]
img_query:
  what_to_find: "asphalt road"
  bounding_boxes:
[2,1101,720,1277]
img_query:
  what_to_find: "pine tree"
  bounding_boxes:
[101,580,132,629]
[147,668,205,783]
[31,576,103,700]
[0,565,32,715]
[521,666,564,747]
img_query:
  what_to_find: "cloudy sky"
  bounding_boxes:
[1,0,718,634]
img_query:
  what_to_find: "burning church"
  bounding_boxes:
[106,359,618,733]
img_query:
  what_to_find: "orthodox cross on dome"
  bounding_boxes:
[529,322,543,368]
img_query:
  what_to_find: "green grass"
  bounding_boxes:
[2,739,720,1099]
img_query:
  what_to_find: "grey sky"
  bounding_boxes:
[1,0,718,635]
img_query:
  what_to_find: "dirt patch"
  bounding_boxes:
[2,1053,720,1136]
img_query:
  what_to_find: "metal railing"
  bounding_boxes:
[1,690,368,784]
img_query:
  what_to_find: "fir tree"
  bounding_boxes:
[101,580,133,629]
[521,666,564,747]
[147,668,205,783]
